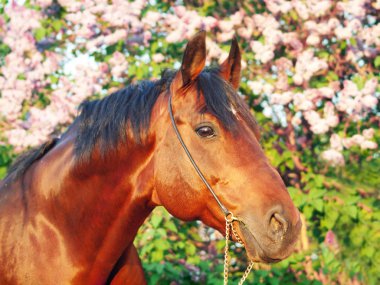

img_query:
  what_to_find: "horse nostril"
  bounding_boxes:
[269,213,288,239]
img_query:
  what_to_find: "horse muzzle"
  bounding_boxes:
[237,214,302,263]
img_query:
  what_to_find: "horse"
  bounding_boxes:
[0,31,301,285]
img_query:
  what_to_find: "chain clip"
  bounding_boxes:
[223,213,254,285]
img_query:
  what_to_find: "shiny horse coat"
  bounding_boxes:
[0,32,301,284]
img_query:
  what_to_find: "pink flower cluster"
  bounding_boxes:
[321,129,378,166]
[336,79,378,119]
[293,50,328,86]
[0,4,63,151]
[0,1,378,168]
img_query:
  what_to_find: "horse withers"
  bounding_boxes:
[0,32,301,284]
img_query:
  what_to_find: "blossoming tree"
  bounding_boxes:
[0,0,378,284]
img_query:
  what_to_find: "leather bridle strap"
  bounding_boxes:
[168,94,230,216]
[168,93,255,285]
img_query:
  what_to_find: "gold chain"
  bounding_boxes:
[223,215,254,285]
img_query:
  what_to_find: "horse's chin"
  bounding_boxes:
[237,221,292,264]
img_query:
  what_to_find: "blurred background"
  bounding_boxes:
[0,0,379,284]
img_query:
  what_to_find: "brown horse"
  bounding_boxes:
[0,32,301,284]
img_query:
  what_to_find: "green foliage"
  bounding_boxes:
[0,144,13,179]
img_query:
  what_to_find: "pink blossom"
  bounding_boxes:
[217,31,234,43]
[265,0,292,14]
[142,11,161,26]
[337,0,367,19]
[361,95,378,109]
[275,74,289,91]
[324,102,339,127]
[280,32,303,56]
[360,141,378,150]
[328,18,340,30]
[103,30,127,46]
[250,41,274,63]
[218,20,234,33]
[359,23,380,47]
[321,149,345,166]
[264,28,282,46]
[319,87,335,99]
[304,111,330,134]
[330,134,343,151]
[166,29,185,43]
[237,27,253,39]
[342,137,355,148]
[306,33,320,46]
[57,0,83,12]
[293,93,314,111]
[291,116,302,126]
[275,58,292,71]
[293,1,309,20]
[270,92,293,105]
[324,230,339,249]
[152,53,165,63]
[342,133,378,150]
[174,6,187,17]
[352,134,366,145]
[5,129,28,152]
[109,52,128,78]
[230,11,244,25]
[32,0,53,7]
[342,80,359,97]
[202,16,218,30]
[293,50,328,85]
[309,1,332,17]
[253,14,279,31]
[263,83,275,95]
[206,39,224,61]
[362,78,378,96]
[248,80,275,95]
[362,128,374,139]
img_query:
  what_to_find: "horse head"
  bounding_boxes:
[152,31,301,263]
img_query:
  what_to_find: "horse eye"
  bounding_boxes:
[196,126,215,138]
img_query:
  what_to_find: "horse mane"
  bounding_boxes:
[74,67,256,161]
[4,67,257,180]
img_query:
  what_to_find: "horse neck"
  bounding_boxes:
[27,127,157,271]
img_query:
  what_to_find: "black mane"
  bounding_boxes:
[3,68,256,180]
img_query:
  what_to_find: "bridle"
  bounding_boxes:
[168,93,254,284]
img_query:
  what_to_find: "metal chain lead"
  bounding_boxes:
[224,215,254,285]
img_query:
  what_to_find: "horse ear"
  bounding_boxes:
[180,31,206,86]
[219,37,241,90]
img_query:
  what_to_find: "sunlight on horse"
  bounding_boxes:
[0,32,301,284]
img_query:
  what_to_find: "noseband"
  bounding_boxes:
[168,93,254,284]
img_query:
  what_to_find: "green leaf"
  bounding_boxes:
[314,199,324,212]
[52,20,62,32]
[151,250,163,262]
[151,215,163,228]
[346,205,358,219]
[321,208,339,229]
[34,27,46,41]
[0,167,7,179]
[164,219,178,233]
[154,239,170,250]
[361,246,375,258]
[374,56,380,68]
